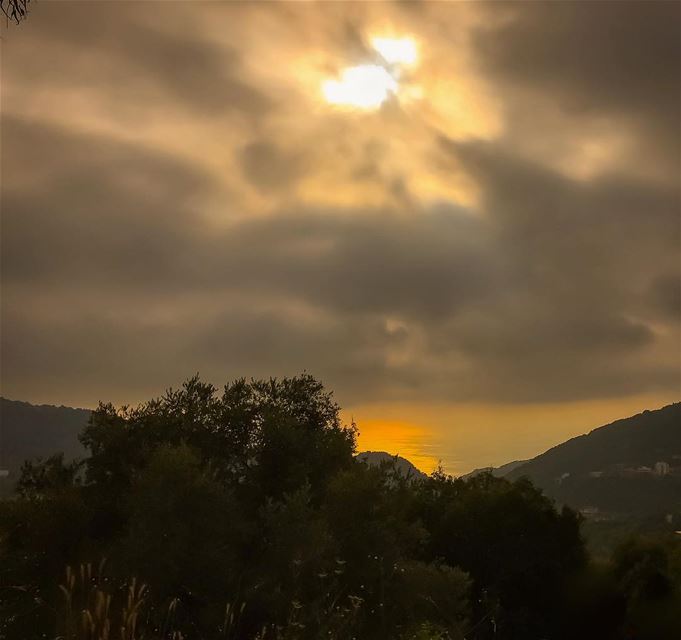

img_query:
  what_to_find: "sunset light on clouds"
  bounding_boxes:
[1,1,679,474]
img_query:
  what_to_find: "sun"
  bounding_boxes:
[322,36,418,110]
[371,36,418,66]
[322,64,398,109]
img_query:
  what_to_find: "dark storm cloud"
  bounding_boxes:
[1,300,178,402]
[0,113,502,404]
[215,209,502,320]
[442,137,679,274]
[445,310,654,360]
[1,1,678,409]
[1,287,422,406]
[1,116,213,288]
[473,1,681,170]
[3,105,679,404]
[476,2,679,113]
[437,136,679,341]
[1,116,500,320]
[450,352,680,405]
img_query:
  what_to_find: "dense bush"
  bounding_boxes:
[1,375,678,639]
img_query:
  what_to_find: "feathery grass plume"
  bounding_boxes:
[57,562,157,640]
[221,601,247,639]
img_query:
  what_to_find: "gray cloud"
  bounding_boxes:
[1,1,679,409]
[443,138,679,298]
[1,116,213,289]
[476,2,679,113]
[3,113,679,405]
[2,117,503,322]
[215,207,503,320]
[240,141,308,192]
[473,1,681,174]
[649,273,681,320]
[6,2,270,118]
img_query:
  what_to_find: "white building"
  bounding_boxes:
[654,461,670,476]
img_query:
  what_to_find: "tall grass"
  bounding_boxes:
[56,562,181,640]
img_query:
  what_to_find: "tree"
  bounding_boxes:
[80,374,357,499]
[612,537,681,639]
[413,471,585,639]
[0,374,603,639]
[1,0,30,25]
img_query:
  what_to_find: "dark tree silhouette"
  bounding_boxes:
[2,375,677,639]
[1,0,30,25]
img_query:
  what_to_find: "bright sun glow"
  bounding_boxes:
[322,36,418,110]
[371,37,418,66]
[322,64,398,109]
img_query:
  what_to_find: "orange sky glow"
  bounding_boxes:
[1,1,679,475]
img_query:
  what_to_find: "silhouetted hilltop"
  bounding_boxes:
[356,450,427,480]
[505,403,681,515]
[0,397,89,493]
[2,397,679,515]
[462,459,527,480]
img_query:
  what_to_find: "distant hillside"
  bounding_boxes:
[0,398,89,494]
[505,403,681,516]
[0,400,434,494]
[461,459,527,480]
[356,451,427,480]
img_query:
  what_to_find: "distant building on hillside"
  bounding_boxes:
[0,470,9,478]
[654,461,670,476]
[556,472,570,485]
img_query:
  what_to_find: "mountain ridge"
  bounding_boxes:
[0,397,90,493]
[506,403,680,480]
[2,397,679,513]
[356,450,428,479]
[502,402,681,516]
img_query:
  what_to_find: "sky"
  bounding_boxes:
[1,1,679,474]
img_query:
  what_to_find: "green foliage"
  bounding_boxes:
[611,537,681,639]
[4,374,672,639]
[403,621,452,640]
[120,444,239,601]
[15,453,83,499]
[410,471,585,638]
[390,562,469,639]
[80,375,355,497]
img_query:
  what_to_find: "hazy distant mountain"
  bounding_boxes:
[2,396,678,515]
[461,459,528,480]
[0,399,433,494]
[505,403,681,515]
[0,397,89,493]
[356,451,427,480]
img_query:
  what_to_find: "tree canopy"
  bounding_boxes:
[1,375,678,639]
